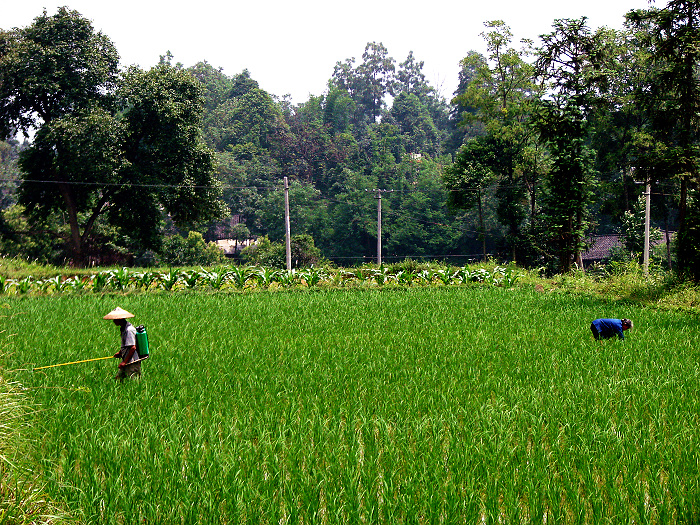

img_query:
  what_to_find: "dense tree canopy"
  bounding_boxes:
[2,4,700,278]
[626,0,700,279]
[0,9,224,266]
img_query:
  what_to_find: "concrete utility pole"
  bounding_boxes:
[633,174,652,276]
[366,189,393,265]
[284,176,291,271]
[643,181,651,276]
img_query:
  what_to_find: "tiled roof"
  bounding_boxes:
[582,232,674,261]
[583,235,622,260]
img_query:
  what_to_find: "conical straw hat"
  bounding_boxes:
[103,307,135,320]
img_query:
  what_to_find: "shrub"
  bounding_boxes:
[241,236,285,268]
[160,231,225,266]
[241,234,325,269]
[133,250,160,268]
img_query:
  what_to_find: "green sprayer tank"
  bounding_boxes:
[135,325,149,359]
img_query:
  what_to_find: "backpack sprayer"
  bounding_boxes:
[33,325,150,372]
[135,324,150,359]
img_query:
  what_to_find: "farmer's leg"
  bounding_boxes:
[124,361,141,379]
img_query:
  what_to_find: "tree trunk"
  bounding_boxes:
[677,175,689,275]
[478,188,486,260]
[575,209,584,271]
[58,182,85,266]
[57,183,113,267]
[665,211,672,270]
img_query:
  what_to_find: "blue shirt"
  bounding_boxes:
[591,318,625,340]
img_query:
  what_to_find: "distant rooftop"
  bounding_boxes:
[582,232,674,262]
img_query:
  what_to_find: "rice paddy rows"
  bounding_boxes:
[1,287,699,523]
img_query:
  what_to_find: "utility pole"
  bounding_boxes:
[284,176,291,271]
[366,189,393,265]
[643,180,651,275]
[633,174,652,276]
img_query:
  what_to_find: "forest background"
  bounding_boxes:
[2,1,700,279]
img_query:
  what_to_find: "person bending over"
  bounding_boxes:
[590,318,633,341]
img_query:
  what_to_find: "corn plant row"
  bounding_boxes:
[2,288,699,524]
[0,264,521,295]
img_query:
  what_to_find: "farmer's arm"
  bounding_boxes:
[119,345,137,368]
[617,321,625,339]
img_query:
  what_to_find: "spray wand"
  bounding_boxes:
[33,355,114,371]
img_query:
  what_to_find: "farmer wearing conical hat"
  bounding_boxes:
[104,307,141,381]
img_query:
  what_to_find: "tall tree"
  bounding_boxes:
[443,139,497,259]
[386,92,440,157]
[332,42,396,125]
[534,18,610,272]
[627,0,700,279]
[446,51,488,152]
[357,42,396,122]
[394,51,449,155]
[188,61,235,112]
[0,9,224,265]
[589,27,651,229]
[0,8,119,137]
[450,21,542,261]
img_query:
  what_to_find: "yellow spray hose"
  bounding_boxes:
[33,355,113,371]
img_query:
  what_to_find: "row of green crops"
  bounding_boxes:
[0,265,520,295]
[1,327,68,523]
[2,287,699,524]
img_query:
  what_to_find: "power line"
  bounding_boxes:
[0,177,523,193]
[0,177,682,236]
[0,178,271,190]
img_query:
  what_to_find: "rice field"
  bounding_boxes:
[1,286,699,524]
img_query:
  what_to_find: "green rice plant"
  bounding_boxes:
[228,265,255,289]
[90,272,108,292]
[0,324,69,524]
[107,267,132,291]
[158,269,181,291]
[181,269,202,289]
[200,266,230,289]
[3,284,700,523]
[255,266,279,287]
[132,270,158,290]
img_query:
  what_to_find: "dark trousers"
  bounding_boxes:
[115,361,141,382]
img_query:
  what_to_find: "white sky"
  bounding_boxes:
[5,0,657,104]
